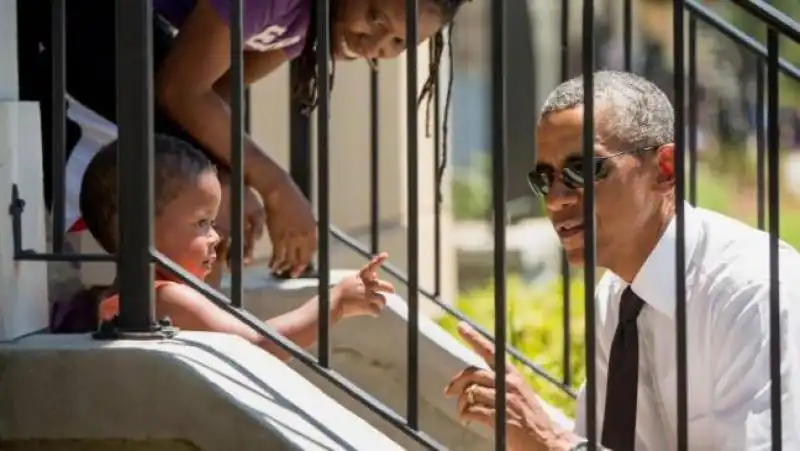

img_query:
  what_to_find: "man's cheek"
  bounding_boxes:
[592,199,613,242]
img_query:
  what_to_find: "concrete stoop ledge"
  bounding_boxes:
[225,264,574,451]
[0,332,402,451]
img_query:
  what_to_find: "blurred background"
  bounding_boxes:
[439,0,800,415]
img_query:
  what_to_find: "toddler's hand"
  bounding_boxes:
[332,252,394,320]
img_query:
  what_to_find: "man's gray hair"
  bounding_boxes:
[539,70,675,149]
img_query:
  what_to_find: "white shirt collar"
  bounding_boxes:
[628,202,703,318]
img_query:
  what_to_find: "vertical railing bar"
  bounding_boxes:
[559,0,573,389]
[560,0,570,79]
[756,63,766,230]
[432,37,442,297]
[581,0,598,447]
[286,61,312,285]
[370,65,380,255]
[491,0,508,449]
[673,1,689,450]
[51,0,66,253]
[115,0,155,331]
[560,252,571,386]
[688,16,698,206]
[229,0,245,308]
[623,0,633,72]
[316,0,332,368]
[245,87,252,134]
[766,27,782,451]
[405,0,421,430]
[290,61,313,200]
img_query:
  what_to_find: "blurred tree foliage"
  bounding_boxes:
[723,0,800,105]
[452,154,491,221]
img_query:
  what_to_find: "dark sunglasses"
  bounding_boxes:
[527,145,659,197]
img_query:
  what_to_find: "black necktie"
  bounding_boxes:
[601,287,645,451]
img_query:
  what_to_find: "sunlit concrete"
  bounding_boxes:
[227,266,574,450]
[0,332,402,451]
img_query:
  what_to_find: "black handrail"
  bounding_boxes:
[728,0,800,44]
[685,0,800,82]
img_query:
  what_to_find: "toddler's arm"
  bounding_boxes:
[156,253,391,360]
[157,283,339,361]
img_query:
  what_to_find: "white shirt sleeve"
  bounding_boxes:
[702,279,800,450]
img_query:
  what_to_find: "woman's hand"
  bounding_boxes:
[445,322,577,451]
[261,177,317,278]
[205,235,230,288]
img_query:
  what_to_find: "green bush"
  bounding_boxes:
[439,276,586,417]
[779,211,800,251]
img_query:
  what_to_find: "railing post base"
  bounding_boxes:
[92,316,179,341]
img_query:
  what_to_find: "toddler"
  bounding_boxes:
[70,134,392,360]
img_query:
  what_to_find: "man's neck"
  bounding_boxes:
[609,200,675,283]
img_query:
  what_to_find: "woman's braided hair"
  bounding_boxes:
[292,0,469,196]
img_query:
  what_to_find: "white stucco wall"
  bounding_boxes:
[0,0,50,342]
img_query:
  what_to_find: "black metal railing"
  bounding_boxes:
[490,1,508,446]
[9,0,800,449]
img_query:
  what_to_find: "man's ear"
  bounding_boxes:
[654,143,675,191]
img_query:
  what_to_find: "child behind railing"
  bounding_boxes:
[51,134,393,361]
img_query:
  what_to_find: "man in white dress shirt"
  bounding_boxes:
[444,70,800,450]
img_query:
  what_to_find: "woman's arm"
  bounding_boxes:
[155,0,287,196]
[213,50,289,101]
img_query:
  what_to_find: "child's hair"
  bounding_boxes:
[79,134,216,254]
[293,0,470,198]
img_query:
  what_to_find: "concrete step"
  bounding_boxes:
[226,263,574,451]
[0,332,402,451]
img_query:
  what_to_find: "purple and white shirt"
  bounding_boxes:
[154,0,310,58]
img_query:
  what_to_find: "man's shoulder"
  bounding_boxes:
[694,207,800,282]
[692,207,800,308]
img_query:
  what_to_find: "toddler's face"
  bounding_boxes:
[155,170,222,279]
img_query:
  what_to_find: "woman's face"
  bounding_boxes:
[333,0,445,61]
